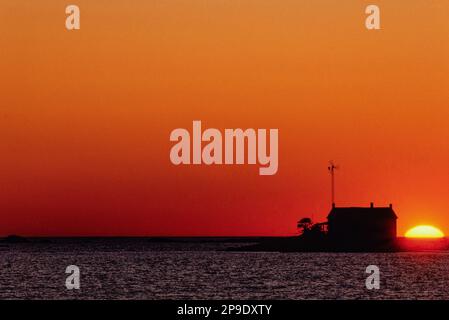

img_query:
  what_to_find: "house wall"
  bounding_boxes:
[328,217,397,244]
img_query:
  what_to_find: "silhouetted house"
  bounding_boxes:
[327,203,397,249]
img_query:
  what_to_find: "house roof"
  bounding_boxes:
[327,206,397,220]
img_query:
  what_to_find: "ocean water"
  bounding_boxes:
[1,238,449,299]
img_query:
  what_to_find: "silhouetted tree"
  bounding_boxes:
[297,217,313,235]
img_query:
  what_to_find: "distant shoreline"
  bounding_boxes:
[2,235,447,248]
[1,235,285,240]
[0,235,280,245]
[1,235,446,240]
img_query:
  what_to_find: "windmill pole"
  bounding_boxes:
[328,162,338,207]
[331,166,335,205]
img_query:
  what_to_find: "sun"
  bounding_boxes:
[405,225,445,238]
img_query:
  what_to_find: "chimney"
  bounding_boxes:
[389,203,393,209]
[332,202,336,209]
[370,202,374,208]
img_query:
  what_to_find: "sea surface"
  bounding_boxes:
[1,238,449,299]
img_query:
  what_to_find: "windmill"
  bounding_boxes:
[328,161,339,207]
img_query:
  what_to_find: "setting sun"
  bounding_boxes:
[405,225,445,238]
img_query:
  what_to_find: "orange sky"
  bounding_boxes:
[1,1,449,236]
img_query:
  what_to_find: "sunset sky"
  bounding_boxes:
[1,1,449,237]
